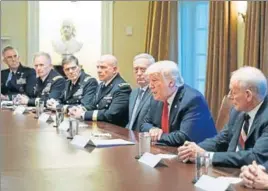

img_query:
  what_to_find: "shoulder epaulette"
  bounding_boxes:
[53,76,63,81]
[118,83,130,88]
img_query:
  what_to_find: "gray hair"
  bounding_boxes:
[133,53,155,66]
[62,55,79,66]
[98,54,118,67]
[230,66,267,100]
[146,60,184,87]
[33,52,52,65]
[2,46,19,57]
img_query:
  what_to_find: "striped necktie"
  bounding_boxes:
[238,113,250,150]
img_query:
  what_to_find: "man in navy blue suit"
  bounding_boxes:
[141,60,216,146]
[178,66,268,168]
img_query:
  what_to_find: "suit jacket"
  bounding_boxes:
[126,87,152,131]
[28,69,65,106]
[199,95,268,168]
[59,71,98,107]
[1,64,36,99]
[84,74,131,127]
[141,84,217,146]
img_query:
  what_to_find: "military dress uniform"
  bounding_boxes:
[84,74,131,127]
[28,69,65,106]
[1,64,36,99]
[59,71,98,109]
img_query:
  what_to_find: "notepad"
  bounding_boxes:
[87,139,135,147]
[195,175,242,191]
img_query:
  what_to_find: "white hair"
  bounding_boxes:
[133,53,155,65]
[33,52,52,65]
[231,66,267,100]
[98,54,118,67]
[146,60,184,87]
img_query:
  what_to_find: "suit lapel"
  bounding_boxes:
[228,113,244,151]
[134,88,151,118]
[246,109,262,140]
[129,89,139,118]
[169,86,185,127]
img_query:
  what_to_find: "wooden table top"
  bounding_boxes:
[0,109,254,191]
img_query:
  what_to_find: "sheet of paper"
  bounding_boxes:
[195,175,230,191]
[38,113,50,123]
[138,152,163,168]
[156,154,177,159]
[70,135,90,148]
[88,139,135,147]
[13,106,26,114]
[217,177,242,184]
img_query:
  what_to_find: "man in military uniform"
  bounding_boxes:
[69,54,131,127]
[1,46,36,100]
[46,55,98,111]
[17,52,65,106]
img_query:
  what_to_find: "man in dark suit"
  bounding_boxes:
[17,52,65,106]
[69,54,131,127]
[178,66,268,168]
[141,61,216,146]
[46,55,98,111]
[240,161,268,189]
[1,46,36,100]
[126,53,155,131]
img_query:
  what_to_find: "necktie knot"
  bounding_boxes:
[138,89,144,98]
[244,113,250,121]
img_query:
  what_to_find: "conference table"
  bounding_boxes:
[0,109,253,191]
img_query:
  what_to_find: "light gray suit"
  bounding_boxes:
[126,87,152,131]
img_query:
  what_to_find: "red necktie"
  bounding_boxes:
[161,101,169,133]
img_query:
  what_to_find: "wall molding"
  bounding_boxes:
[101,1,113,54]
[27,1,39,66]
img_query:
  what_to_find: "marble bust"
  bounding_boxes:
[52,20,83,56]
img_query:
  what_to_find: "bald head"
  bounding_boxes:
[98,54,118,67]
[97,54,118,82]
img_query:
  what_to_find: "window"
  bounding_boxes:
[178,1,209,95]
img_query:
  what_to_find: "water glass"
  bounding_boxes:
[194,152,211,182]
[138,132,151,157]
[12,95,19,106]
[68,118,79,139]
[36,100,44,118]
[55,105,64,127]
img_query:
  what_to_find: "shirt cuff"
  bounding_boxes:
[208,152,214,165]
[92,110,98,121]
